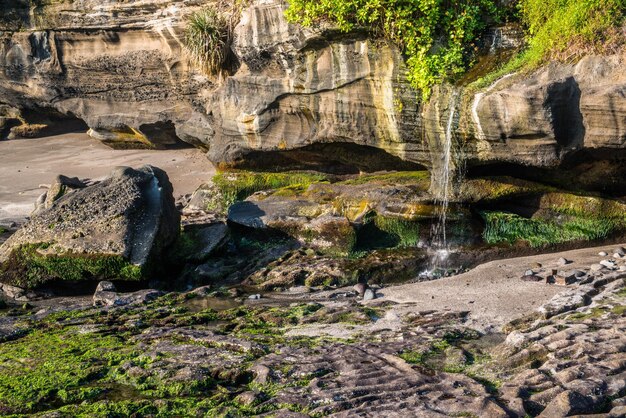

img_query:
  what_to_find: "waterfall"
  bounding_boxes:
[423,90,462,277]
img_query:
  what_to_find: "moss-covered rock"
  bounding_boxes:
[0,243,143,289]
[0,166,179,289]
[187,170,330,215]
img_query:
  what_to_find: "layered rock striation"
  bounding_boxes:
[0,0,625,174]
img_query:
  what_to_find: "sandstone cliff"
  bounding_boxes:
[0,0,624,179]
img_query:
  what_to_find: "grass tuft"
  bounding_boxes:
[184,8,232,75]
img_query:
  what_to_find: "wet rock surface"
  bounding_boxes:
[0,246,623,416]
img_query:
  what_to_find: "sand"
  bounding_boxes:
[0,133,215,223]
[379,243,626,331]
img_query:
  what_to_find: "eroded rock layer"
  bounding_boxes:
[1,0,625,171]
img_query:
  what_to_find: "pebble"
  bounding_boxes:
[590,264,604,272]
[288,286,311,294]
[613,253,623,259]
[353,282,368,297]
[248,294,262,300]
[363,288,376,301]
[599,251,608,257]
[521,275,543,282]
[613,247,625,256]
[600,260,616,269]
[557,257,571,266]
[524,269,535,276]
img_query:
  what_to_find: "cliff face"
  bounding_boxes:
[1,0,625,174]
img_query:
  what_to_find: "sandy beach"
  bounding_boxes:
[0,134,215,223]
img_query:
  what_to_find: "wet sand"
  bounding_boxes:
[0,133,215,223]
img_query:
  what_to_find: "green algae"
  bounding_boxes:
[0,244,143,289]
[0,297,362,416]
[213,170,329,209]
[481,211,621,248]
[339,171,430,188]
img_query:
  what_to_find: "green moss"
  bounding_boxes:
[373,216,420,248]
[399,349,426,365]
[460,177,555,202]
[481,211,621,248]
[339,171,430,187]
[213,170,328,209]
[0,327,134,414]
[0,244,143,289]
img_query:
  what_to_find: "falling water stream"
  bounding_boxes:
[422,90,463,277]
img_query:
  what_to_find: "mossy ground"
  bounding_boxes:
[337,171,430,188]
[0,296,362,416]
[212,170,329,209]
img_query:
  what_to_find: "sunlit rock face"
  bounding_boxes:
[205,0,424,167]
[0,0,625,173]
[0,0,212,148]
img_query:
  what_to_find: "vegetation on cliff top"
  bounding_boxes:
[285,0,499,98]
[471,0,626,88]
[286,0,625,94]
[519,0,626,65]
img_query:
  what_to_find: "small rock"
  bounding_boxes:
[288,286,311,294]
[600,260,616,269]
[557,257,571,266]
[524,269,535,276]
[248,294,262,300]
[0,283,26,299]
[598,251,608,257]
[590,264,604,272]
[554,274,576,286]
[521,275,543,282]
[531,262,542,269]
[539,390,594,417]
[93,290,119,307]
[613,253,623,259]
[353,282,368,297]
[610,406,626,418]
[95,281,116,293]
[613,247,625,256]
[235,391,257,406]
[250,364,271,384]
[363,288,376,301]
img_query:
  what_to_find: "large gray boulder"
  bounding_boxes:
[0,165,179,289]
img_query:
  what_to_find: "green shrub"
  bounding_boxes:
[519,0,626,66]
[184,8,232,75]
[471,0,626,89]
[285,0,499,99]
